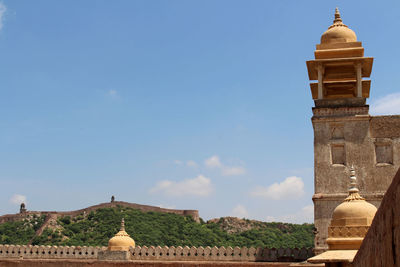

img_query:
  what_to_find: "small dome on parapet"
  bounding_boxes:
[327,167,377,250]
[321,8,357,44]
[108,218,135,251]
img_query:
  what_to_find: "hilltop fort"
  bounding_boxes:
[0,197,199,228]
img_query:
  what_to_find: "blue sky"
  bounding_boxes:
[1,1,400,223]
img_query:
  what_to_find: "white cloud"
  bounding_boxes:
[231,204,249,218]
[204,155,245,176]
[0,2,6,31]
[186,160,198,168]
[250,176,305,200]
[222,166,246,176]
[149,175,213,197]
[370,93,400,115]
[9,194,26,205]
[204,155,222,168]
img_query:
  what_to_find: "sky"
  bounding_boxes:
[1,0,400,224]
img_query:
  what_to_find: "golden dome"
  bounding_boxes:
[108,218,135,251]
[331,200,377,227]
[321,8,357,44]
[326,167,377,250]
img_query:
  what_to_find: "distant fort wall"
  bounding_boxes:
[0,201,200,224]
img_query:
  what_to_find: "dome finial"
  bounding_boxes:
[327,7,348,30]
[349,165,358,193]
[334,7,342,24]
[345,166,365,201]
[120,218,125,232]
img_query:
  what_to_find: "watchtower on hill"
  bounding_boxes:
[306,8,400,253]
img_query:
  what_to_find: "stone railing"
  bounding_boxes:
[0,244,313,262]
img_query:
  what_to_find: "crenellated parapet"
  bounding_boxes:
[0,244,104,259]
[129,245,313,262]
[0,244,313,262]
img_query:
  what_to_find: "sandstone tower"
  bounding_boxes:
[306,8,400,253]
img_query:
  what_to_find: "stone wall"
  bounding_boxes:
[352,167,400,267]
[0,201,200,224]
[0,259,293,267]
[312,113,400,253]
[0,245,313,262]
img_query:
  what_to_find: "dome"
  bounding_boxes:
[108,218,135,251]
[321,8,357,44]
[326,167,377,250]
[331,199,377,227]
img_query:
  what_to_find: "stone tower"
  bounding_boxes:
[306,8,400,253]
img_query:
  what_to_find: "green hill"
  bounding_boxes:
[0,206,314,248]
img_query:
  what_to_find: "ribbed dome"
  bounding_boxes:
[321,8,357,44]
[108,218,135,251]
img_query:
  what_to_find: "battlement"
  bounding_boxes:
[0,244,313,262]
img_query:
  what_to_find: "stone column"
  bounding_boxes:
[356,62,362,97]
[317,64,324,99]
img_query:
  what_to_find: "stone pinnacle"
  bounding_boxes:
[334,7,343,24]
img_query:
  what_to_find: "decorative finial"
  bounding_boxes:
[328,7,348,29]
[120,218,125,232]
[348,165,358,193]
[334,7,342,24]
[345,166,365,201]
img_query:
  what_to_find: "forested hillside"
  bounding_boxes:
[0,206,313,248]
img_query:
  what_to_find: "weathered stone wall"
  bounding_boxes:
[0,245,313,262]
[352,167,400,267]
[312,112,400,253]
[0,259,293,267]
[0,201,200,224]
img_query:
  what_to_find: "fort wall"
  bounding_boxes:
[0,244,313,263]
[0,201,200,224]
[0,259,293,267]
